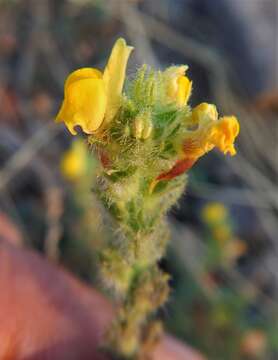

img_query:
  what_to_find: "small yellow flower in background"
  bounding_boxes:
[202,202,228,224]
[202,202,231,244]
[56,38,133,135]
[202,202,247,261]
[60,139,88,181]
[164,66,192,107]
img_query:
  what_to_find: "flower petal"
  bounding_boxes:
[56,78,107,134]
[177,75,192,106]
[65,68,102,89]
[102,38,133,124]
[164,66,192,106]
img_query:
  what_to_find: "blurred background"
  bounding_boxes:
[0,0,278,358]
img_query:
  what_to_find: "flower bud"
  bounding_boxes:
[132,111,153,140]
[164,66,192,107]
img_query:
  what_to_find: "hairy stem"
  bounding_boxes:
[96,165,185,358]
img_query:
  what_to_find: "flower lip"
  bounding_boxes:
[56,76,107,135]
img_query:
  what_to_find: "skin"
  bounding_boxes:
[0,213,205,360]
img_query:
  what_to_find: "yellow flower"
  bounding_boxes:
[202,202,228,224]
[56,38,133,135]
[60,139,88,180]
[164,66,192,107]
[152,103,239,189]
[182,103,240,159]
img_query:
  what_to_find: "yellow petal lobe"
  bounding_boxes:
[212,116,240,155]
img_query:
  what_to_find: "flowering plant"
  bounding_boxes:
[56,38,239,359]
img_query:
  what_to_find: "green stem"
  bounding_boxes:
[96,170,186,358]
